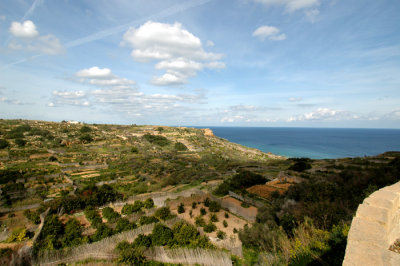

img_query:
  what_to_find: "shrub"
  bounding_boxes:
[203,222,217,233]
[241,202,250,208]
[101,207,120,223]
[90,224,113,242]
[178,203,185,214]
[224,212,229,218]
[62,219,83,247]
[132,200,144,212]
[15,138,26,147]
[116,243,146,265]
[210,214,218,222]
[174,142,188,151]
[143,134,170,146]
[200,208,207,216]
[223,220,228,227]
[132,234,152,248]
[192,202,197,209]
[144,198,154,209]
[131,147,139,153]
[209,201,221,212]
[121,204,135,215]
[80,126,92,133]
[138,216,159,226]
[217,230,226,240]
[154,207,173,221]
[195,216,206,227]
[171,221,200,247]
[289,159,312,172]
[203,197,210,207]
[79,134,93,143]
[23,210,40,224]
[7,227,29,242]
[115,218,136,233]
[151,224,173,246]
[0,139,9,149]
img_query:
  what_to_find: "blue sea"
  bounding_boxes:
[206,127,400,159]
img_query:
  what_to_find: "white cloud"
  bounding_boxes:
[288,108,358,121]
[253,25,286,41]
[253,0,320,12]
[8,20,64,55]
[52,90,86,99]
[76,67,113,79]
[122,21,224,86]
[9,20,39,38]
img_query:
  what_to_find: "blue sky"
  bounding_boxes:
[0,0,399,128]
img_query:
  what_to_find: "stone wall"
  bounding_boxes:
[343,181,400,266]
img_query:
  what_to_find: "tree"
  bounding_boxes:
[144,198,154,209]
[115,218,136,233]
[15,138,26,147]
[178,203,185,214]
[151,224,173,246]
[80,126,92,133]
[0,139,9,149]
[62,219,83,247]
[79,134,93,143]
[154,207,173,221]
[132,234,152,248]
[209,201,221,212]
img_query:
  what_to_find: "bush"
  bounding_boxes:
[192,202,197,209]
[151,224,173,246]
[204,197,210,207]
[115,218,136,233]
[79,134,93,143]
[200,208,207,216]
[23,210,40,224]
[178,203,185,214]
[223,220,228,227]
[62,219,83,247]
[132,234,152,248]
[131,147,139,153]
[15,138,26,147]
[224,212,229,218]
[6,227,29,242]
[132,200,144,212]
[195,216,206,227]
[143,134,170,146]
[154,207,173,221]
[84,207,102,228]
[174,142,188,151]
[209,201,221,212]
[144,198,154,209]
[102,207,120,223]
[121,204,135,215]
[210,214,218,222]
[0,139,9,149]
[80,126,92,133]
[289,161,312,172]
[138,216,159,226]
[116,242,146,265]
[90,224,113,242]
[203,222,217,233]
[217,230,226,240]
[214,171,267,196]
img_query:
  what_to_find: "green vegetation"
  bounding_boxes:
[174,142,188,151]
[214,170,267,196]
[0,139,9,149]
[143,134,170,146]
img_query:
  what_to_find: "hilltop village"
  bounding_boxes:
[0,119,399,265]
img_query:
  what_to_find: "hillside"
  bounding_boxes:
[0,119,399,265]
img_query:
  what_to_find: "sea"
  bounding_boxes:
[206,127,400,159]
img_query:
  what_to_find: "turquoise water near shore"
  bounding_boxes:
[206,127,400,159]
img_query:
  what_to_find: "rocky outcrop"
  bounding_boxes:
[203,128,214,137]
[343,182,400,266]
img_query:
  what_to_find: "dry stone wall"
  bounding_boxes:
[343,181,400,266]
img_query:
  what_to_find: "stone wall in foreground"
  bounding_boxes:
[343,181,400,266]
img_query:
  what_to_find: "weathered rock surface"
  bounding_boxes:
[343,182,400,266]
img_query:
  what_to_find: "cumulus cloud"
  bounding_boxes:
[7,20,64,55]
[9,20,39,38]
[288,108,358,121]
[253,0,320,12]
[50,66,205,118]
[122,21,224,86]
[253,26,286,41]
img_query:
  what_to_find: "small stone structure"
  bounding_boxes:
[343,181,400,265]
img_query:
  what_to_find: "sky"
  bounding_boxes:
[0,0,399,128]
